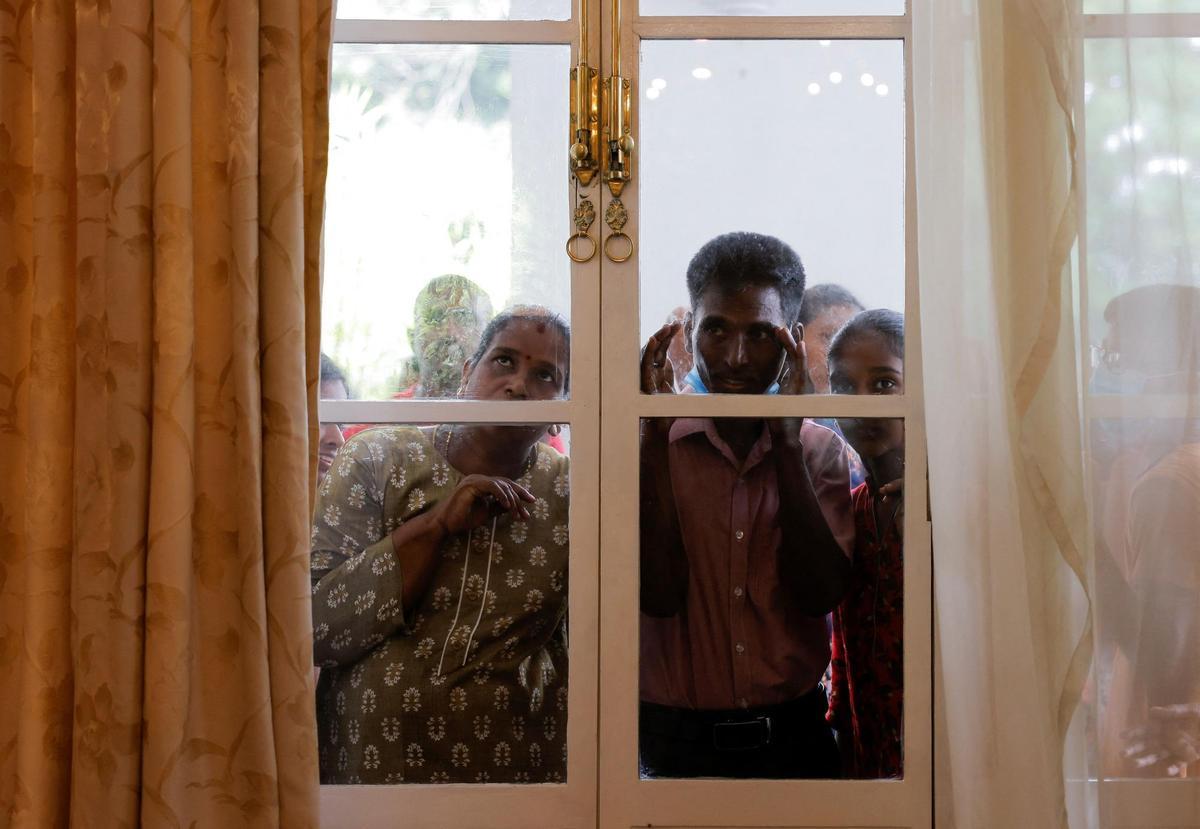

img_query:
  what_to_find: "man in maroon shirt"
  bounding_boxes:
[637,232,855,778]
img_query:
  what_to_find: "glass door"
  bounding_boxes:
[599,0,933,826]
[315,0,933,825]
[315,1,601,826]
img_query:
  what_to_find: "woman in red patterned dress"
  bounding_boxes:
[825,309,905,779]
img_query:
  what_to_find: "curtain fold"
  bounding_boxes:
[919,3,1200,827]
[0,1,331,825]
[915,1,1090,826]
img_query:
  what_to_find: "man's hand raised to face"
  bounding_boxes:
[641,321,681,395]
[773,322,810,396]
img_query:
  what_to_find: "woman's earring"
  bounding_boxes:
[548,424,562,436]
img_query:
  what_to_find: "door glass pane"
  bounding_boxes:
[325,44,571,400]
[638,40,905,393]
[337,0,569,21]
[640,0,903,15]
[1084,38,1200,340]
[313,421,571,784]
[1088,416,1200,778]
[639,415,904,779]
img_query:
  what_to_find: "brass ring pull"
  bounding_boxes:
[603,231,634,263]
[566,231,598,263]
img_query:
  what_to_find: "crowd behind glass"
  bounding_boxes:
[310,233,1200,784]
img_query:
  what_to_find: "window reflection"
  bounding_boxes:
[1091,416,1200,778]
[1087,284,1200,778]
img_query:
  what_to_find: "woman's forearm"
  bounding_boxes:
[391,510,449,610]
[770,422,851,615]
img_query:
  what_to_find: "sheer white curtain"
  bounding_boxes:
[915,2,1200,827]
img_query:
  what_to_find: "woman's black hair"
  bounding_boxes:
[828,308,905,365]
[685,232,807,323]
[466,307,572,392]
[319,352,352,396]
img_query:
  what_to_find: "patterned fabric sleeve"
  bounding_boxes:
[801,421,856,559]
[827,612,853,733]
[311,434,409,668]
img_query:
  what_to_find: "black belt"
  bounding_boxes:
[640,687,825,752]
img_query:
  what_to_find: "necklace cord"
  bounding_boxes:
[434,423,464,679]
[463,515,498,666]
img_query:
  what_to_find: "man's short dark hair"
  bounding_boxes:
[798,283,864,326]
[685,232,807,324]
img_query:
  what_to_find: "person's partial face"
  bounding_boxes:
[461,319,568,402]
[412,291,493,397]
[830,332,904,461]
[807,304,860,394]
[318,379,349,483]
[685,285,789,395]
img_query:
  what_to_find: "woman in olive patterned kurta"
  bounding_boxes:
[311,311,570,784]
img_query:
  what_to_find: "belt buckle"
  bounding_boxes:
[712,716,772,751]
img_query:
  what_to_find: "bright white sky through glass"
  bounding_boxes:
[639,40,906,342]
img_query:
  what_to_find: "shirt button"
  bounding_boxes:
[735,530,745,540]
[735,642,745,654]
[733,586,744,598]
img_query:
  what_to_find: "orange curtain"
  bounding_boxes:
[0,1,331,825]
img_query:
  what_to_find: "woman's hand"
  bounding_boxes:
[381,476,531,614]
[641,322,681,394]
[431,474,535,536]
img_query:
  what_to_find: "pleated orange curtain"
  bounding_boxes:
[0,1,331,825]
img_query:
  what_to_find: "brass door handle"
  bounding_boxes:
[602,0,632,198]
[569,0,599,187]
[566,197,598,263]
[566,0,635,264]
[601,0,634,262]
[603,197,633,263]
